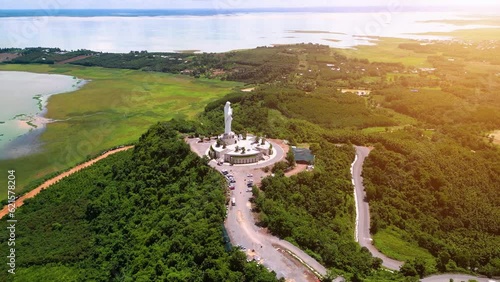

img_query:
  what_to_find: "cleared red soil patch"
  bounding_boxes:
[0,146,133,219]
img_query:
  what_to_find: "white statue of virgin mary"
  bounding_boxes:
[224,101,233,135]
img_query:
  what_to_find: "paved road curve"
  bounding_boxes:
[353,146,498,282]
[421,274,497,282]
[352,146,403,270]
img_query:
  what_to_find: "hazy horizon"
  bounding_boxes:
[1,0,499,10]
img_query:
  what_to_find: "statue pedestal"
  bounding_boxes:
[221,132,237,145]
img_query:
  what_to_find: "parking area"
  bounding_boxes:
[187,137,324,282]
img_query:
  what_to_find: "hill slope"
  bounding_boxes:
[0,122,278,282]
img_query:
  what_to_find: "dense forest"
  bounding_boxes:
[0,123,278,281]
[363,129,500,277]
[256,143,380,276]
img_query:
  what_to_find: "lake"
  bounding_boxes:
[0,71,84,159]
[0,9,496,53]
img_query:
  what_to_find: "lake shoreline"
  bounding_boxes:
[0,71,88,160]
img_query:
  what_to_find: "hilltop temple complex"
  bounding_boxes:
[209,101,272,165]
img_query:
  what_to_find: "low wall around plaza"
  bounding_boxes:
[225,153,261,164]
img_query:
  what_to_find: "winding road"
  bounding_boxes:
[352,146,403,270]
[352,146,498,282]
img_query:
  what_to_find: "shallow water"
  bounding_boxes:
[0,71,84,159]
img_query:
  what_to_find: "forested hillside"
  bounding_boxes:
[2,41,499,280]
[256,143,380,276]
[0,123,278,282]
[190,41,500,279]
[363,130,500,277]
[195,88,413,281]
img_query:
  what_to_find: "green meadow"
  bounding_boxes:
[414,27,500,41]
[0,64,241,201]
[373,227,436,269]
[336,37,432,67]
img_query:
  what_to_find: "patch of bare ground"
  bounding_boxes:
[0,53,19,62]
[56,54,92,64]
[275,246,320,282]
[241,87,255,92]
[285,164,309,177]
[489,130,500,145]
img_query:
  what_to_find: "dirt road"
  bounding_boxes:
[0,146,133,219]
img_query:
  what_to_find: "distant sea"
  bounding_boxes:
[0,7,453,18]
[0,8,497,53]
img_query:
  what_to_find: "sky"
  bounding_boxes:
[1,0,499,9]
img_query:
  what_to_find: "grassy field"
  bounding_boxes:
[373,227,435,264]
[336,37,432,67]
[385,72,419,83]
[0,64,241,201]
[15,265,79,282]
[413,28,500,41]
